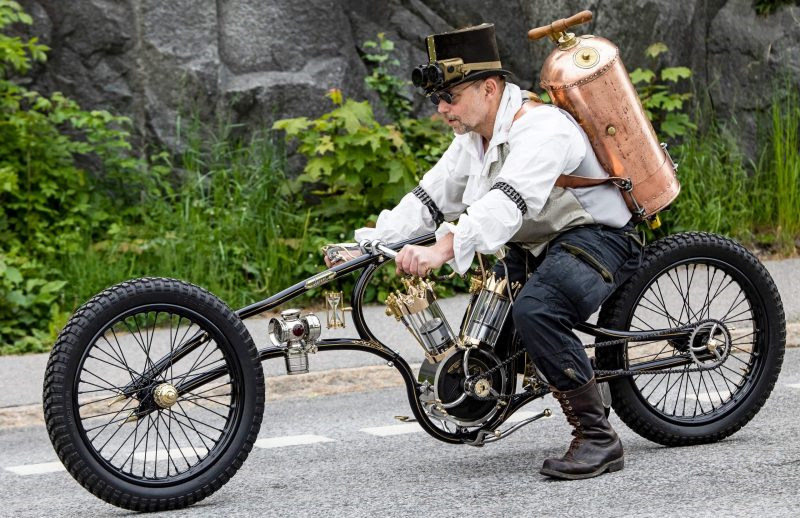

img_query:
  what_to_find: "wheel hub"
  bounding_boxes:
[152,383,179,409]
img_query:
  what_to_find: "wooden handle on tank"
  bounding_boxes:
[527,10,593,41]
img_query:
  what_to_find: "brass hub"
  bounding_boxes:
[153,383,179,409]
[473,378,492,398]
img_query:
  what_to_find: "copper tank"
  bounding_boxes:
[539,34,680,219]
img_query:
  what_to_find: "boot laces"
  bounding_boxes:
[554,392,585,456]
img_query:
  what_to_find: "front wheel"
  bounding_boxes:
[596,232,785,446]
[43,278,265,511]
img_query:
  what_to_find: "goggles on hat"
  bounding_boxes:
[411,57,503,92]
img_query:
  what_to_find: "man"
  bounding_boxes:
[331,23,640,479]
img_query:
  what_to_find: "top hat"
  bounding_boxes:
[412,23,511,94]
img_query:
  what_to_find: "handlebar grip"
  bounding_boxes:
[527,10,593,40]
[376,244,398,259]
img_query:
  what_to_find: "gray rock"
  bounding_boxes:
[13,0,800,158]
[707,0,800,155]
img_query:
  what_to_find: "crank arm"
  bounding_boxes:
[464,408,552,446]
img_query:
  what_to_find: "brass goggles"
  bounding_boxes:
[411,58,465,90]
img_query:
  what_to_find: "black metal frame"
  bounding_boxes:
[139,232,698,444]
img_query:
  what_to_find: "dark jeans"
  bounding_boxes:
[493,223,642,390]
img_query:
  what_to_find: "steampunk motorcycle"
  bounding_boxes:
[42,11,785,512]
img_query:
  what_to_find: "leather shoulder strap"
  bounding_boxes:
[510,101,614,190]
[555,175,614,189]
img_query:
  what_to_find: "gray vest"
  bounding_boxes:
[489,101,631,256]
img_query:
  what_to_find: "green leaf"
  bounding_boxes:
[660,112,696,138]
[661,66,692,82]
[272,117,310,136]
[6,290,27,306]
[40,280,67,293]
[645,42,669,58]
[386,160,406,183]
[315,135,335,155]
[660,95,685,112]
[4,266,22,284]
[337,100,375,134]
[629,68,655,85]
[305,157,333,179]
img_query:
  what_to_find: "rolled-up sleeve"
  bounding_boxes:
[354,136,470,244]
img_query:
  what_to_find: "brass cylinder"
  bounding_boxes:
[540,35,680,217]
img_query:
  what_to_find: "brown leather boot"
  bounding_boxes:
[540,378,624,480]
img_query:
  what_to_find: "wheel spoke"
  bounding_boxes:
[70,302,244,484]
[616,254,770,423]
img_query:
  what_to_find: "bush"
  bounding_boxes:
[0,0,145,352]
[629,43,695,139]
[0,252,67,354]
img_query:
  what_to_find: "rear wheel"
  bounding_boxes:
[596,232,785,446]
[43,278,264,511]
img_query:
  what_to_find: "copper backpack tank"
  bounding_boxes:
[528,11,680,225]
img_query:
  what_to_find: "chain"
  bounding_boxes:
[467,319,730,400]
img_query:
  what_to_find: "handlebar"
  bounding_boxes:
[359,239,398,259]
[527,10,592,41]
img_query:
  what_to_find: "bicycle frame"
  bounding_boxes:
[129,232,699,444]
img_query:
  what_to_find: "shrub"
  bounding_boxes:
[629,43,696,139]
[0,0,145,352]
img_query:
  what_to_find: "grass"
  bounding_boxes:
[762,85,800,251]
[661,82,800,254]
[666,120,754,240]
[56,124,314,312]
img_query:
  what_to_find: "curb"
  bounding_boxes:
[3,323,799,429]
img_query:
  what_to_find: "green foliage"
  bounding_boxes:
[753,0,798,15]
[630,43,696,139]
[0,0,147,352]
[362,33,413,121]
[0,252,67,354]
[59,121,308,310]
[0,0,145,258]
[662,122,753,238]
[273,34,455,301]
[754,84,800,251]
[274,90,420,221]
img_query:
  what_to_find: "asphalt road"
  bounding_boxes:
[2,348,799,517]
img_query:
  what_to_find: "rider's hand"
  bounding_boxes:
[395,233,455,277]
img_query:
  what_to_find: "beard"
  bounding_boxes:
[445,116,476,135]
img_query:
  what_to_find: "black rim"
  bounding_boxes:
[623,258,766,424]
[73,304,243,485]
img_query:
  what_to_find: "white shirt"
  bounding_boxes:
[355,82,591,274]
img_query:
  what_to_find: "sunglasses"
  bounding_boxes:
[429,80,480,106]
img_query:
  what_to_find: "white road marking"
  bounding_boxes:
[360,422,422,436]
[5,462,66,476]
[254,434,334,448]
[788,383,800,389]
[133,446,208,461]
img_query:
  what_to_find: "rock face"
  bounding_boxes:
[17,0,800,155]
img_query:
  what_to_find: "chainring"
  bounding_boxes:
[419,347,508,427]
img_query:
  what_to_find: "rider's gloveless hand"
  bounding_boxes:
[395,233,455,277]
